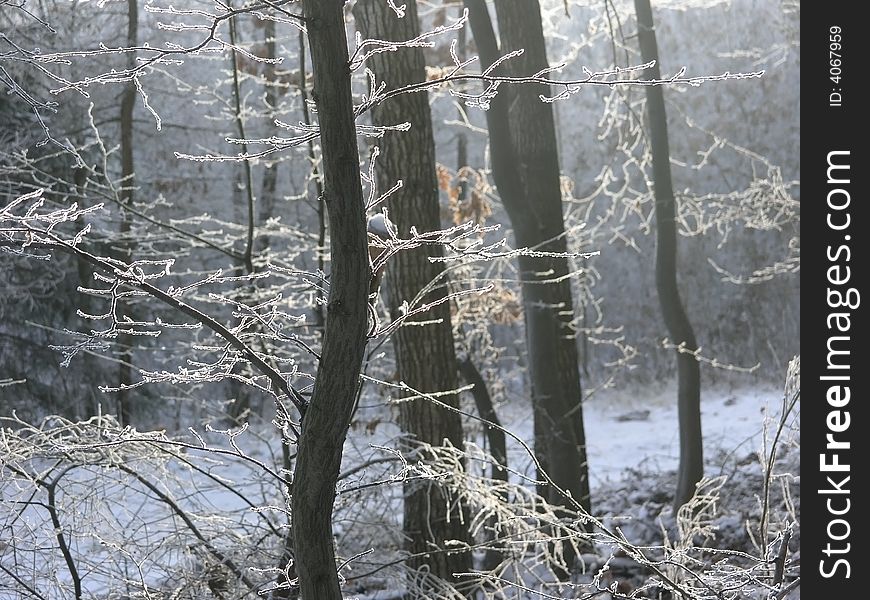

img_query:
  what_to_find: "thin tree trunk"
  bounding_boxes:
[258,18,279,254]
[227,12,256,277]
[464,0,590,576]
[293,2,371,599]
[455,19,469,202]
[633,0,703,509]
[225,2,259,422]
[458,355,507,571]
[117,0,138,426]
[458,357,506,477]
[352,1,472,590]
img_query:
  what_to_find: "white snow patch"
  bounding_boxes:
[490,381,782,491]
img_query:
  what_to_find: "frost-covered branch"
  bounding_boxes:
[1,191,308,426]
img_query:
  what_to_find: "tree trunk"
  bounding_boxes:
[117,0,138,426]
[633,0,703,509]
[258,18,279,255]
[293,2,371,599]
[464,0,590,574]
[226,0,258,422]
[458,355,507,571]
[455,20,469,201]
[352,0,472,589]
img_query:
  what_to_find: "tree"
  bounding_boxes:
[116,0,138,425]
[352,0,473,588]
[1,2,791,597]
[464,0,591,573]
[1,2,123,419]
[633,0,703,509]
[291,2,371,598]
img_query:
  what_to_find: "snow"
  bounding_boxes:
[587,382,779,487]
[1,383,795,599]
[488,380,783,490]
[344,380,799,599]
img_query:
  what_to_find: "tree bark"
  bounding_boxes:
[353,0,472,589]
[633,0,703,509]
[464,0,590,568]
[293,2,371,598]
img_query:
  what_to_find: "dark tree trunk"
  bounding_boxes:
[455,20,469,201]
[352,0,473,589]
[633,0,703,509]
[226,1,258,422]
[293,2,371,599]
[464,0,590,573]
[458,357,506,478]
[458,355,507,571]
[117,0,138,426]
[258,17,279,254]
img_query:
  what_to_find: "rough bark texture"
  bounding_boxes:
[465,0,590,526]
[633,0,703,509]
[353,0,472,587]
[293,2,371,598]
[117,0,138,426]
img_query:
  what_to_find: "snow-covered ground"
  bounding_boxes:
[578,382,779,489]
[1,382,798,598]
[343,379,799,599]
[403,379,787,490]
